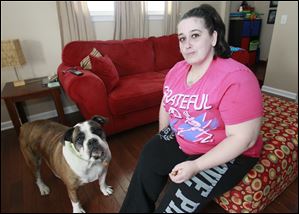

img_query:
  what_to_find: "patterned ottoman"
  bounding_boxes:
[215,93,298,213]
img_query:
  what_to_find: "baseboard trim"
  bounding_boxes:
[261,85,297,100]
[1,105,79,131]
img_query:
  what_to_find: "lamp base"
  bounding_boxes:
[13,80,26,87]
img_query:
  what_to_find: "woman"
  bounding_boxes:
[120,4,263,213]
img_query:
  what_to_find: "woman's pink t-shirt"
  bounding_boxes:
[163,57,263,157]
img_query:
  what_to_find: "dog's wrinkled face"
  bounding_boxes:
[68,116,111,162]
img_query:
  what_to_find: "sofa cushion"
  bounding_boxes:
[80,48,102,70]
[90,55,119,93]
[108,72,165,116]
[62,39,155,76]
[97,38,155,76]
[150,34,184,71]
[214,93,298,213]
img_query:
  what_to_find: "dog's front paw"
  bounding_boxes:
[73,207,85,213]
[36,181,50,196]
[72,202,85,213]
[100,184,113,196]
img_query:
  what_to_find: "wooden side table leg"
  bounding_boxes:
[16,102,28,123]
[4,99,22,135]
[51,89,66,125]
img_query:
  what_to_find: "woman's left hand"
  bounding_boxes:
[169,160,198,183]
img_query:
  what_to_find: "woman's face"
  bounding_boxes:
[178,17,217,65]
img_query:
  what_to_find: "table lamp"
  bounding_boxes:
[1,39,26,87]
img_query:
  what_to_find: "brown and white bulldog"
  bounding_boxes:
[19,115,113,213]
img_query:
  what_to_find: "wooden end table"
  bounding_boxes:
[1,77,66,135]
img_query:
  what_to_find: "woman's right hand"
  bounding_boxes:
[169,160,198,183]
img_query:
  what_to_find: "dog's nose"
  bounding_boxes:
[88,138,100,149]
[88,138,104,158]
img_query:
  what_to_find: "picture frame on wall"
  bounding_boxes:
[270,1,278,8]
[267,9,277,24]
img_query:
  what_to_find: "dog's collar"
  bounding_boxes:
[63,141,109,167]
[64,140,88,161]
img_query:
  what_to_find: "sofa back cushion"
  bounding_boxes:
[150,34,184,71]
[62,38,155,76]
[90,55,119,93]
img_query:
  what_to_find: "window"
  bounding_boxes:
[87,1,114,21]
[148,1,165,20]
[148,1,165,15]
[87,1,165,22]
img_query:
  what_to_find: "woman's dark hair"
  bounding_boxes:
[180,4,231,58]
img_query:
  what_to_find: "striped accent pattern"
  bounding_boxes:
[80,48,102,70]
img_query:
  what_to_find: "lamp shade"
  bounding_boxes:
[1,39,26,68]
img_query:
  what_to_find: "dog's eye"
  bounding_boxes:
[75,133,85,145]
[90,126,106,140]
[91,127,102,136]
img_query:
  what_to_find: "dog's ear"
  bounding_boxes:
[91,115,109,125]
[62,127,74,145]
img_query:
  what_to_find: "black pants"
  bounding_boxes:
[119,129,259,213]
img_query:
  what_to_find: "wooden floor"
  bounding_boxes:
[1,111,298,213]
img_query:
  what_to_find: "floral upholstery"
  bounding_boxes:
[215,93,298,213]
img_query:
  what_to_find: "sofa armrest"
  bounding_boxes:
[57,64,111,119]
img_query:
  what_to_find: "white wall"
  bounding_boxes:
[263,1,298,96]
[254,1,275,61]
[1,1,74,123]
[93,21,115,41]
[1,1,61,81]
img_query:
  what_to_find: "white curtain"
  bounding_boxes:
[56,1,96,48]
[114,1,149,40]
[164,1,180,35]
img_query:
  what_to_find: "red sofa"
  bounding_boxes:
[57,34,183,135]
[57,34,249,135]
